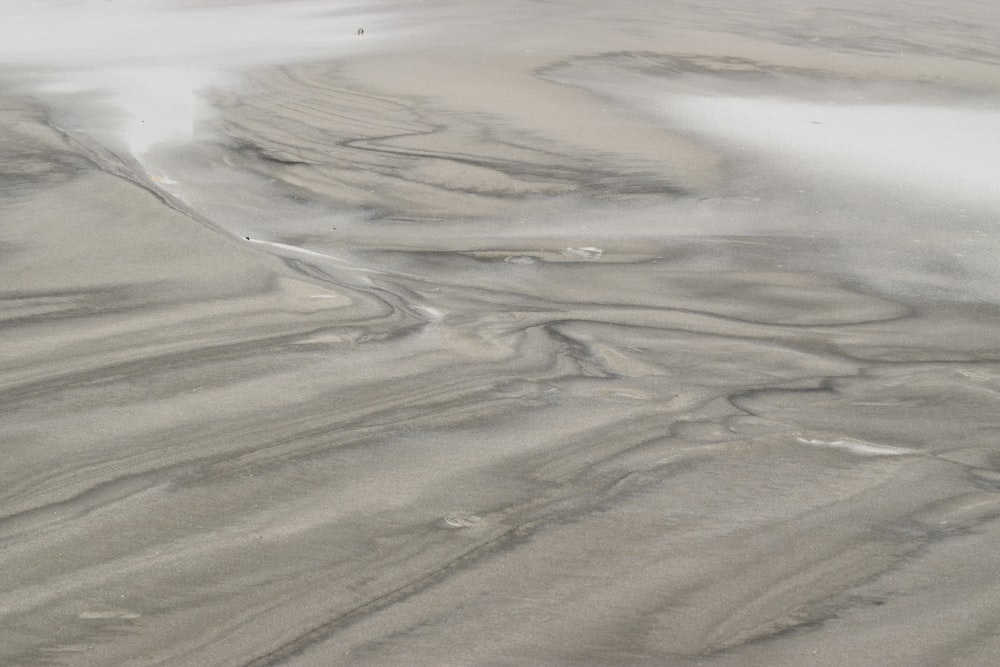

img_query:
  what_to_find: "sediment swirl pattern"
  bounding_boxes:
[3,2,1000,665]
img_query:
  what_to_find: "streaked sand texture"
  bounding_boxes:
[3,1,1000,665]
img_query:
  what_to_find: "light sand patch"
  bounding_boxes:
[666,94,1000,206]
[797,437,914,457]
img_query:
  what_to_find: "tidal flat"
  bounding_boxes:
[3,1,1000,665]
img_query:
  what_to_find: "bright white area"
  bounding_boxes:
[668,95,1000,205]
[0,0,391,154]
[40,67,219,153]
[797,437,913,457]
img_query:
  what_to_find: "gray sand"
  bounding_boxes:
[3,1,1000,665]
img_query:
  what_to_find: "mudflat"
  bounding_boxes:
[3,1,1000,665]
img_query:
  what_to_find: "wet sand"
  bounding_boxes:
[3,1,1000,665]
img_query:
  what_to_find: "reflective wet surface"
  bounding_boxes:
[3,1,1000,664]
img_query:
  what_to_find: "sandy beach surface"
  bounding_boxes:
[3,1,1000,664]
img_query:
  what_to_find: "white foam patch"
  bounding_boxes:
[668,95,1000,205]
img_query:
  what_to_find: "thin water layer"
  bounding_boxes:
[3,2,1000,665]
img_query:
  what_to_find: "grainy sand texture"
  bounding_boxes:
[3,1,1000,665]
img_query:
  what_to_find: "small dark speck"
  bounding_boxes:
[244,236,251,240]
[356,28,364,36]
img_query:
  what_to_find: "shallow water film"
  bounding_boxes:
[3,1,1000,665]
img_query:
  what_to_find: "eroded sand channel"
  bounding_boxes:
[3,1,1000,665]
